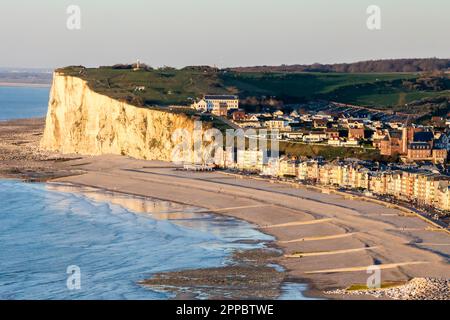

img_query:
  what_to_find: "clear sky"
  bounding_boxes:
[0,0,449,68]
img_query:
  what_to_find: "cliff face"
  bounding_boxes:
[41,73,196,161]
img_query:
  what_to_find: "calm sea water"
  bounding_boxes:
[0,86,50,120]
[0,181,275,300]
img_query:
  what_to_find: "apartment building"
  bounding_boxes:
[236,149,267,171]
[298,160,321,182]
[211,103,228,117]
[205,95,239,111]
[278,157,298,177]
[261,157,280,177]
[436,183,450,211]
[192,95,239,112]
[386,172,403,198]
[370,172,388,195]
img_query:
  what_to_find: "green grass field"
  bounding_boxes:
[58,66,449,113]
[279,142,383,161]
[221,72,417,99]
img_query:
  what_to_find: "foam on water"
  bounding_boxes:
[0,180,273,299]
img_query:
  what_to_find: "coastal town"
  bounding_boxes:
[190,95,450,221]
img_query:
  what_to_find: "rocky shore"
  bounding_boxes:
[0,118,82,181]
[140,248,288,299]
[325,278,449,300]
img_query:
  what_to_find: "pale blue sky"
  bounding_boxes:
[0,0,449,68]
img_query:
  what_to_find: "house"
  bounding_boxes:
[300,114,313,122]
[348,127,365,140]
[372,129,388,149]
[303,132,327,143]
[273,110,284,117]
[407,142,432,160]
[212,102,228,117]
[232,110,246,121]
[325,129,340,140]
[347,119,365,129]
[312,112,333,121]
[380,131,403,156]
[192,99,208,112]
[283,132,304,140]
[432,149,448,163]
[134,86,146,92]
[313,118,329,129]
[246,114,260,122]
[290,110,300,118]
[265,120,291,131]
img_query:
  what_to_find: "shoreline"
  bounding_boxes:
[46,181,306,300]
[1,118,449,300]
[45,181,290,300]
[0,82,51,88]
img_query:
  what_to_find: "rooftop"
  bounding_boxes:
[204,95,238,100]
[413,131,434,142]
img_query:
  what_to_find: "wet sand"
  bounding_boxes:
[2,118,449,299]
[0,118,83,181]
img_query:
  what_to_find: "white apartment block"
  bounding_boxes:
[205,95,239,111]
[192,95,239,112]
[236,149,267,171]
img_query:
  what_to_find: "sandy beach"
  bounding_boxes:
[51,156,450,298]
[1,118,449,299]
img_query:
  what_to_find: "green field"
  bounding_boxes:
[221,72,417,99]
[58,66,450,113]
[279,142,384,161]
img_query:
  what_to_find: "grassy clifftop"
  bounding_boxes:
[57,66,232,107]
[57,65,450,115]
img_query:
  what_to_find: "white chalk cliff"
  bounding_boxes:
[41,73,198,161]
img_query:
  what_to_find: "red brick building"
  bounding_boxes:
[380,131,403,156]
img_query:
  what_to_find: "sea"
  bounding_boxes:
[0,85,311,300]
[0,86,50,120]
